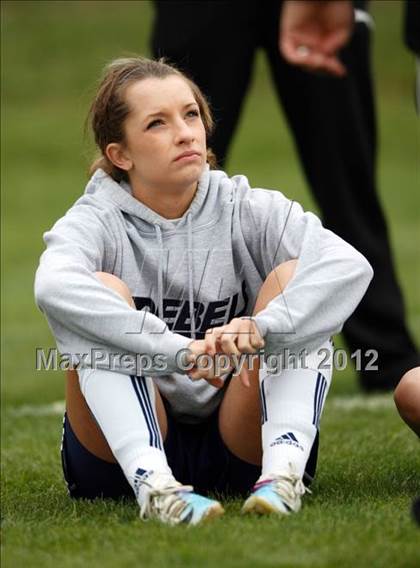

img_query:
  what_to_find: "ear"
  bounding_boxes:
[105,142,132,172]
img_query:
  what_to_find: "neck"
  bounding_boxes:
[130,178,198,219]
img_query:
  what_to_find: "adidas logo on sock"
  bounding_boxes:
[270,432,304,451]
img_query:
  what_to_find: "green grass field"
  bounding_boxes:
[2,1,420,566]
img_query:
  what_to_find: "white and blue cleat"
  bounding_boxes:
[242,469,309,516]
[135,470,224,526]
[174,491,225,525]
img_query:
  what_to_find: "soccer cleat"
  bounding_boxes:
[242,467,310,516]
[134,470,224,526]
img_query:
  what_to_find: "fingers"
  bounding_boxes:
[187,353,233,382]
[237,318,265,353]
[186,339,230,383]
[234,364,251,389]
[320,56,347,77]
[204,326,223,356]
[281,35,311,66]
[304,52,346,77]
[187,360,225,388]
[208,320,242,356]
[187,319,265,386]
[205,377,225,389]
[206,318,264,356]
[187,366,226,389]
[321,28,352,55]
[281,37,347,76]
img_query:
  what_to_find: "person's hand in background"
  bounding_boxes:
[280,0,354,77]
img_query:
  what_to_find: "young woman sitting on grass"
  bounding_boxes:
[34,56,373,526]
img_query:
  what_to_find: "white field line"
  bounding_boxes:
[9,400,65,417]
[329,393,394,411]
[7,394,394,417]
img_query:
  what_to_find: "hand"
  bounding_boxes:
[280,0,354,77]
[185,339,229,389]
[202,317,265,388]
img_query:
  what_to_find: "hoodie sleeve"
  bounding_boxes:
[238,186,374,357]
[34,205,192,376]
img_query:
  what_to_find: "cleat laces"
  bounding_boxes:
[256,467,311,512]
[136,472,194,525]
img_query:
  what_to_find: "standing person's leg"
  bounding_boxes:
[151,0,258,166]
[262,0,418,390]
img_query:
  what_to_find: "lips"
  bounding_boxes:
[174,151,201,161]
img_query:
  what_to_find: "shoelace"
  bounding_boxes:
[138,475,194,524]
[255,470,311,512]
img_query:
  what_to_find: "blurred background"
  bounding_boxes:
[2,0,419,408]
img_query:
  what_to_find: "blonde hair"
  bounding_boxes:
[87,56,217,181]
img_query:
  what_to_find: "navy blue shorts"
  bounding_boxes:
[61,397,319,500]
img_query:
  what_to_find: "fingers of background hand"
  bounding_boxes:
[322,27,352,55]
[282,40,346,76]
[280,35,310,65]
[321,55,347,77]
[308,51,346,76]
[281,34,347,76]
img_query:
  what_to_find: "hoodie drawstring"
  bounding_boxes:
[154,213,196,340]
[154,224,165,324]
[187,212,196,340]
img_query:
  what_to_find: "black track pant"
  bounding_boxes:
[151,0,418,390]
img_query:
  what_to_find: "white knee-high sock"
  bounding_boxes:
[78,368,172,489]
[260,344,332,479]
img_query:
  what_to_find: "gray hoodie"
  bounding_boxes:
[34,166,373,421]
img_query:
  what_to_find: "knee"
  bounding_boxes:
[266,259,298,290]
[95,272,135,308]
[254,259,298,314]
[394,367,420,427]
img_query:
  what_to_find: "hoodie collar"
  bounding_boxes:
[85,164,211,231]
[83,163,234,340]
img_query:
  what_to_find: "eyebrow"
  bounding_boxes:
[144,102,198,122]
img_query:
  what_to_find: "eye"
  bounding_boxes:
[147,118,163,129]
[186,109,199,118]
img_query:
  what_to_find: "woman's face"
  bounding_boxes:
[108,76,207,193]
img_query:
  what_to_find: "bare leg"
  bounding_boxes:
[218,260,297,465]
[65,272,168,461]
[394,367,420,437]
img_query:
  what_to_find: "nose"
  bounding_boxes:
[173,117,194,145]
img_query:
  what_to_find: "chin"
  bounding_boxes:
[174,162,205,187]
